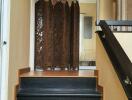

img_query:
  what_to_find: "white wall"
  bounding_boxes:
[8,0,30,100]
[114,32,132,62]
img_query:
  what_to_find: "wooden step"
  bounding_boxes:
[16,69,103,100]
[20,70,96,78]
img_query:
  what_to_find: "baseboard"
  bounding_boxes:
[15,67,30,100]
[18,67,30,77]
[79,66,96,70]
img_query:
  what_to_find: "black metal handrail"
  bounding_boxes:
[97,20,132,32]
[96,20,132,100]
[96,20,132,26]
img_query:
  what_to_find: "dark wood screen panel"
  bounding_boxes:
[35,0,45,68]
[70,1,80,69]
[53,1,65,67]
[35,0,80,70]
[43,0,53,67]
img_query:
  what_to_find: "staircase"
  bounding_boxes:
[16,70,102,100]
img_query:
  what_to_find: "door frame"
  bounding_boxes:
[0,0,10,99]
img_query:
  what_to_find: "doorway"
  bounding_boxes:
[79,0,97,69]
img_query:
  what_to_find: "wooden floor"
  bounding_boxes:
[20,70,97,78]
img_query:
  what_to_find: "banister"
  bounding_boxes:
[96,20,132,26]
[96,20,132,100]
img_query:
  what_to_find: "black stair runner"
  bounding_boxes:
[17,77,102,100]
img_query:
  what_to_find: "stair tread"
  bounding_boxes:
[17,89,101,97]
[20,70,96,78]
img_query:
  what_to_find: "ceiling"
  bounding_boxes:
[79,0,96,3]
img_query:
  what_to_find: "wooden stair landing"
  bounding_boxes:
[20,70,96,78]
[16,69,103,100]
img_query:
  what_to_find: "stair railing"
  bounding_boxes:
[96,20,132,100]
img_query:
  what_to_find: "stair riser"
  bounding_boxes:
[17,97,101,100]
[20,77,97,89]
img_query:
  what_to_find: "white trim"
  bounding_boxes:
[29,0,35,71]
[117,0,122,20]
[0,0,10,99]
[0,0,2,98]
[30,0,38,71]
[79,66,96,70]
[121,0,127,31]
[96,0,100,30]
[117,0,127,20]
[79,0,96,3]
[96,0,99,20]
[122,0,127,20]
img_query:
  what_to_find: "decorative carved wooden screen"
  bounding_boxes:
[35,0,80,70]
[70,1,80,69]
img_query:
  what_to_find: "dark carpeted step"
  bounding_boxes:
[17,77,102,100]
[19,77,97,90]
[17,88,101,100]
[17,96,101,100]
[17,88,101,97]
